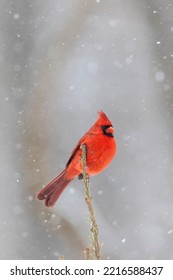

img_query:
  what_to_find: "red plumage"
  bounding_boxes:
[36,111,116,207]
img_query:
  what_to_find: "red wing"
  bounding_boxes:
[66,133,87,167]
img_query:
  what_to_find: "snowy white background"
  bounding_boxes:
[0,0,173,259]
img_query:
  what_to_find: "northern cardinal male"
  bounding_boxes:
[37,111,116,207]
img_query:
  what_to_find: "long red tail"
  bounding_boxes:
[36,169,72,207]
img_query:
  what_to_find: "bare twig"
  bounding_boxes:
[83,246,90,260]
[81,144,101,260]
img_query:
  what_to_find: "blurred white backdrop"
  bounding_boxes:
[0,0,173,259]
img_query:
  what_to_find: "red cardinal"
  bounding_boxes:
[37,111,116,207]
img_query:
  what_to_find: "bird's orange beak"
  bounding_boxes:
[106,126,114,134]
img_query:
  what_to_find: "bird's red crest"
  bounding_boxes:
[97,111,113,126]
